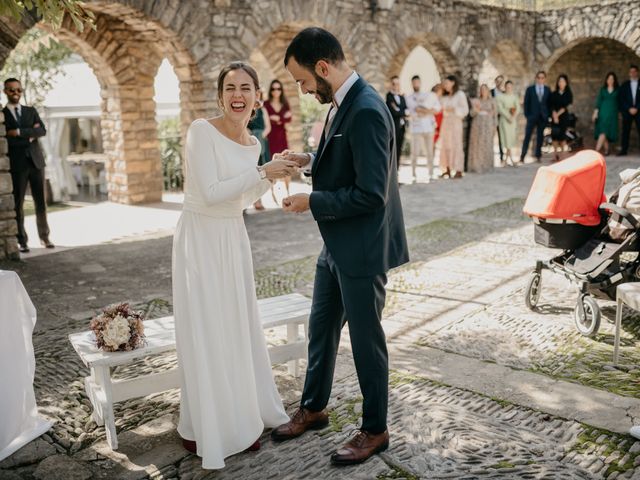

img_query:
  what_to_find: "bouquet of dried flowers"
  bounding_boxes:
[90,303,145,352]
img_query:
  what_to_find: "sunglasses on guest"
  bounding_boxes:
[5,88,22,93]
[271,87,282,91]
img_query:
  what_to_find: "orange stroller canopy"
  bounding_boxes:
[523,150,606,226]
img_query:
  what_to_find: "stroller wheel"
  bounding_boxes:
[525,271,542,310]
[574,296,601,337]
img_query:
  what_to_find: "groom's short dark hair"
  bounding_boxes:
[284,27,346,70]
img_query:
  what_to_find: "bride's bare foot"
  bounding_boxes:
[182,438,197,454]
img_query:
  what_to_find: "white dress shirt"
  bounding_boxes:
[7,104,21,135]
[631,79,638,105]
[406,91,441,134]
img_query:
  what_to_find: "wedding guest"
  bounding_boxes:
[406,75,440,182]
[618,65,640,156]
[496,80,520,166]
[549,74,573,162]
[468,84,496,173]
[491,75,505,162]
[247,96,271,210]
[172,62,296,469]
[439,75,469,179]
[432,83,444,145]
[264,79,292,194]
[521,71,550,163]
[592,71,619,156]
[385,75,408,169]
[3,77,52,253]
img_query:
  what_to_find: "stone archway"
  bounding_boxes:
[480,40,529,96]
[1,3,209,205]
[386,34,462,91]
[546,37,640,148]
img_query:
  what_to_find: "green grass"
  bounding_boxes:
[570,426,637,476]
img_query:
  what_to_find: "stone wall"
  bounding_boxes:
[0,107,18,260]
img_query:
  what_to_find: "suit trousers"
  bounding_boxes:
[621,113,640,153]
[521,116,546,160]
[410,132,435,178]
[301,247,388,434]
[395,124,405,170]
[11,164,50,246]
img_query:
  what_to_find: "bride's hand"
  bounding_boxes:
[280,149,311,167]
[262,157,298,180]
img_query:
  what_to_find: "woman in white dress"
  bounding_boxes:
[172,62,296,469]
[439,75,469,179]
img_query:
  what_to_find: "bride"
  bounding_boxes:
[172,61,296,469]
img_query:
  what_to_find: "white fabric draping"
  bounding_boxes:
[42,117,77,202]
[0,270,52,461]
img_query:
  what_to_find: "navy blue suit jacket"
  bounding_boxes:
[523,84,551,121]
[309,77,409,277]
[618,80,640,114]
[3,105,46,171]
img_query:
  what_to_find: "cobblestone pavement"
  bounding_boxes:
[4,156,640,479]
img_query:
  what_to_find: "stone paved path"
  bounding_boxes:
[4,155,640,479]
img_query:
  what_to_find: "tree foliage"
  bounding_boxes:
[0,0,95,31]
[0,28,72,106]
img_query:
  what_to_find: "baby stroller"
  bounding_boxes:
[543,113,584,153]
[522,150,640,337]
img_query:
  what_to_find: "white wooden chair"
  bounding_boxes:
[68,293,311,450]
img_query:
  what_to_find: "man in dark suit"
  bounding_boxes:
[491,75,505,162]
[3,78,53,252]
[618,65,640,156]
[520,71,551,163]
[385,75,408,170]
[272,27,409,466]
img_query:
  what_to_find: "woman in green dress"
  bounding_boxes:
[592,72,619,156]
[496,81,520,166]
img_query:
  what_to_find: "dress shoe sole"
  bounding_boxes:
[270,417,329,442]
[330,440,389,466]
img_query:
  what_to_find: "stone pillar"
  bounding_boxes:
[0,105,18,260]
[103,82,163,204]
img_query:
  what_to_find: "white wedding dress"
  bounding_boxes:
[172,119,289,469]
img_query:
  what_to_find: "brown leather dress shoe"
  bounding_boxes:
[330,429,389,466]
[270,407,329,441]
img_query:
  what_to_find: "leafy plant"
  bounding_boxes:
[0,0,95,31]
[158,117,183,191]
[0,28,72,106]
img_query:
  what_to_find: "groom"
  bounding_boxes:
[273,27,409,466]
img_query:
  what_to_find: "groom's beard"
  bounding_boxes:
[314,74,334,104]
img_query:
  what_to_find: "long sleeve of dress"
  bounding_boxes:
[187,120,263,207]
[243,177,271,206]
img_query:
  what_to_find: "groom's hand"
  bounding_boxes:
[282,193,310,213]
[281,149,311,167]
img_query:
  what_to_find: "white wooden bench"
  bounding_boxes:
[68,293,311,450]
